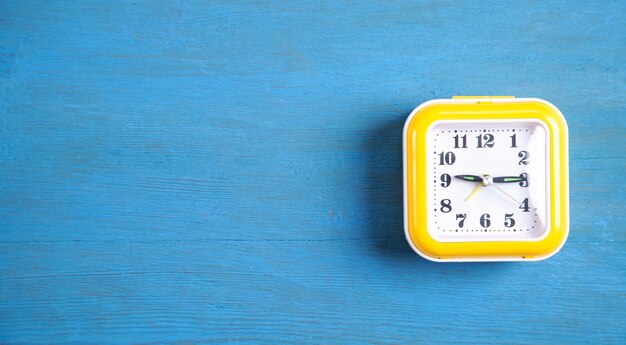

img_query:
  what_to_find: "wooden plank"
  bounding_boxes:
[1,1,625,343]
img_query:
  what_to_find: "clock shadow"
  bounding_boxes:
[364,107,512,272]
[363,111,412,261]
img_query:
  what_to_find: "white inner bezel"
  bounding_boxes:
[425,119,551,242]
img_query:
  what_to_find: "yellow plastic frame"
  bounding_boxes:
[403,97,569,262]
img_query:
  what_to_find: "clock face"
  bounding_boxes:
[426,120,550,242]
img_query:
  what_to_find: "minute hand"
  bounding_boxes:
[492,176,527,183]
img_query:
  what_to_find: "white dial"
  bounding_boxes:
[426,120,550,242]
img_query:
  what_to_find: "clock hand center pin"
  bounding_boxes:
[463,174,521,205]
[481,174,521,206]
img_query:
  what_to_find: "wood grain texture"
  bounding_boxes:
[0,0,625,343]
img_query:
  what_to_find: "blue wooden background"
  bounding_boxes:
[1,1,625,344]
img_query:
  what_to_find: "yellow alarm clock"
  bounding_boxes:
[403,97,569,262]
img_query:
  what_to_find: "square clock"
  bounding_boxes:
[403,97,569,262]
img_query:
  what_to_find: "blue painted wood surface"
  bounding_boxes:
[1,1,625,343]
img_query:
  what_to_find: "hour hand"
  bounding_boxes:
[454,175,483,183]
[492,175,527,183]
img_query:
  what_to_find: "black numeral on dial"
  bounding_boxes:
[504,213,515,227]
[438,151,456,165]
[519,198,530,212]
[453,135,467,148]
[519,173,529,187]
[480,213,491,227]
[510,134,517,148]
[440,199,452,213]
[477,134,494,148]
[456,213,466,227]
[518,150,529,165]
[440,173,451,187]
